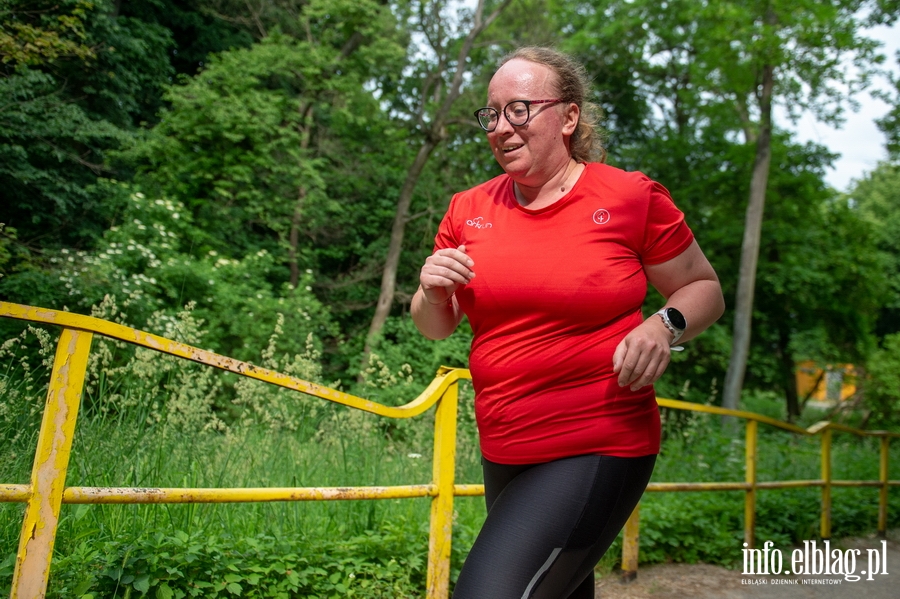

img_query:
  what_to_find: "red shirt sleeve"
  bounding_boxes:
[434,194,461,252]
[640,181,694,265]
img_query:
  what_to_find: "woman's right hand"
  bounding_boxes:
[419,244,475,305]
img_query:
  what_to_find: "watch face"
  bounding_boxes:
[666,307,687,330]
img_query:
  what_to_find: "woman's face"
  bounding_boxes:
[485,59,579,185]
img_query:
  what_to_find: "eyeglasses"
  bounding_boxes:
[474,99,563,132]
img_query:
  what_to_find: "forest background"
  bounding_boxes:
[3,0,900,596]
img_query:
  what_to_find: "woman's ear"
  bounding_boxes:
[562,102,580,136]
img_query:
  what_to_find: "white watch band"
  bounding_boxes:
[656,308,685,348]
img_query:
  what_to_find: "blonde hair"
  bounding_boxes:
[498,47,606,163]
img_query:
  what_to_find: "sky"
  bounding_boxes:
[781,22,899,192]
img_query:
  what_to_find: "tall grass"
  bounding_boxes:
[1,311,898,596]
[0,308,483,597]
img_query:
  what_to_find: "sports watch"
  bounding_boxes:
[656,307,687,348]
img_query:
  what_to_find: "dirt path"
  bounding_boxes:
[596,532,900,599]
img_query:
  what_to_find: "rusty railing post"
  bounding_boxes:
[879,436,890,537]
[820,427,832,539]
[11,328,92,599]
[620,504,640,582]
[744,419,758,548]
[426,379,458,599]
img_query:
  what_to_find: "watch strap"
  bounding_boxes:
[656,308,686,347]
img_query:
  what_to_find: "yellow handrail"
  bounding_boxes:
[0,302,469,599]
[618,400,900,580]
[1,300,898,596]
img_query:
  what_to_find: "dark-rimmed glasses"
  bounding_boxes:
[474,99,563,132]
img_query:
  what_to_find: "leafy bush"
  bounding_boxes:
[347,314,472,392]
[864,332,900,426]
[2,184,338,365]
[47,526,426,598]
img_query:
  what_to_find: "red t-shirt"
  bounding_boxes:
[434,162,694,464]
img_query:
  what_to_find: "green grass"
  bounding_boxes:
[0,356,486,597]
[2,336,899,595]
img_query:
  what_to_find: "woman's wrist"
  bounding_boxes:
[421,288,454,307]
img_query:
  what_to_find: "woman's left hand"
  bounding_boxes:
[613,240,726,391]
[612,316,673,391]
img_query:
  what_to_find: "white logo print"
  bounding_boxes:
[592,209,611,225]
[466,216,493,229]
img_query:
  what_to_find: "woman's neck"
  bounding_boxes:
[513,159,584,210]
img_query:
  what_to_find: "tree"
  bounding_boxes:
[703,0,885,413]
[0,0,174,262]
[122,0,407,287]
[363,0,515,356]
[749,139,886,418]
[0,0,94,67]
[559,0,889,415]
[0,68,131,250]
[878,55,900,160]
[849,162,900,335]
[564,0,884,412]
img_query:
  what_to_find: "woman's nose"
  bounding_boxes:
[493,112,515,135]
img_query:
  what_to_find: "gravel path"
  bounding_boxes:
[595,532,900,599]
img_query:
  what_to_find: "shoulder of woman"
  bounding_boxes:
[450,172,512,208]
[585,161,654,181]
[584,162,658,197]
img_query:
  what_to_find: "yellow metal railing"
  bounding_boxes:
[1,300,899,597]
[619,400,900,580]
[0,302,469,599]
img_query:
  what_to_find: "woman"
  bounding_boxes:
[411,47,725,599]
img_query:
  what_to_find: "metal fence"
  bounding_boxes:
[1,301,898,598]
[620,399,900,580]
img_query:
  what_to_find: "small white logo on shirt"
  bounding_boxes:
[592,209,610,225]
[466,216,493,229]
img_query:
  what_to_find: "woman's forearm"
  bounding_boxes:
[411,286,464,340]
[662,279,725,345]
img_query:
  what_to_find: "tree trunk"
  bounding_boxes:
[777,321,800,421]
[365,138,440,348]
[722,62,775,413]
[290,102,314,289]
[289,186,305,289]
[362,0,513,358]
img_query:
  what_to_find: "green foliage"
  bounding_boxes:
[122,33,329,256]
[1,0,176,274]
[863,332,900,426]
[114,6,412,343]
[0,0,95,67]
[0,223,18,277]
[1,185,339,364]
[357,315,472,389]
[0,68,132,251]
[878,57,900,160]
[639,493,745,564]
[70,6,175,128]
[850,162,900,332]
[118,0,254,76]
[46,527,426,598]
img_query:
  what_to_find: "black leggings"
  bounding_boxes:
[452,453,656,599]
